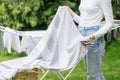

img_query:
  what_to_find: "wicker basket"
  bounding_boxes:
[12,69,38,80]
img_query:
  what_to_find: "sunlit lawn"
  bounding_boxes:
[0,37,120,80]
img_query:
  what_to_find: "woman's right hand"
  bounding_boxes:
[81,35,95,45]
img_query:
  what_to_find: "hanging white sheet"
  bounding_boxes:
[20,31,45,54]
[3,27,21,53]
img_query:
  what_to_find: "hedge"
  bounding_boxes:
[0,0,119,30]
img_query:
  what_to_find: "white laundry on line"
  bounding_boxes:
[0,6,88,80]
[3,27,21,53]
[1,26,46,54]
[20,30,46,54]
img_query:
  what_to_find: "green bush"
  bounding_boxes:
[0,0,78,30]
[112,0,120,19]
[0,0,43,30]
[0,0,119,30]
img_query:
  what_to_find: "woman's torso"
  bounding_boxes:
[79,0,103,27]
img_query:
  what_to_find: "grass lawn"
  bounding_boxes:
[0,38,120,80]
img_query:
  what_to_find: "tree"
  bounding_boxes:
[112,0,120,19]
[0,0,78,30]
[0,0,119,30]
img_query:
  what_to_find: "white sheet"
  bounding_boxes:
[0,6,88,80]
[20,31,45,54]
[3,27,21,53]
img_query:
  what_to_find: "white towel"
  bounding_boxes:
[0,6,88,80]
[3,27,21,53]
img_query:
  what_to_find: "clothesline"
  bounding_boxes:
[0,26,26,37]
[0,26,45,38]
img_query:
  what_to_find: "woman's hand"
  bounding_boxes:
[65,6,74,17]
[82,35,95,45]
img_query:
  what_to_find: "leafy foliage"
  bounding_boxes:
[112,0,120,19]
[0,0,119,30]
[0,0,78,30]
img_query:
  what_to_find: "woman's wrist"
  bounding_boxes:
[89,35,95,41]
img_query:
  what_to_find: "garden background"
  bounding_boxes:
[0,0,120,80]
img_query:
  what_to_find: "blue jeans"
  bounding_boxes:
[79,26,105,80]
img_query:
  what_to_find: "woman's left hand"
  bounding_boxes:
[82,35,95,45]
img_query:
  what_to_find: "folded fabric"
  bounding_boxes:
[0,6,88,80]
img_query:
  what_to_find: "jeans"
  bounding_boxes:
[79,26,105,80]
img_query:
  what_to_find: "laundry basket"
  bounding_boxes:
[12,69,38,80]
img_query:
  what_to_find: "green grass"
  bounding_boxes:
[0,49,27,62]
[102,38,120,80]
[0,38,120,80]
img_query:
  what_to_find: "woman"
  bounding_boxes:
[67,0,114,80]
